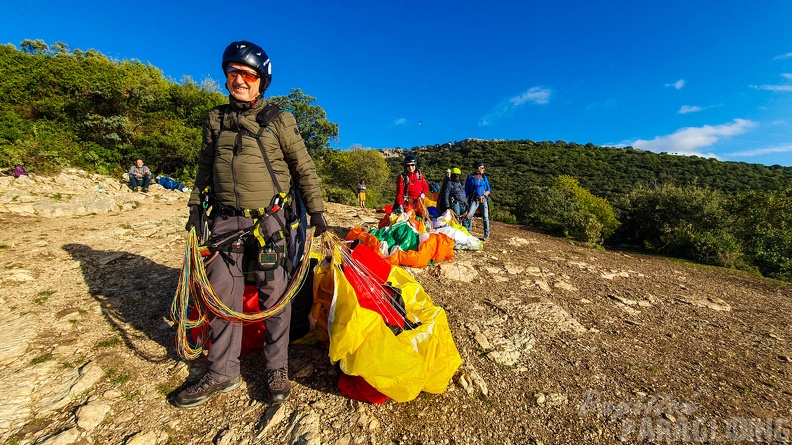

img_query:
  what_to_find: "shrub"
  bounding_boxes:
[553,176,619,239]
[616,184,745,268]
[490,208,517,224]
[323,185,357,207]
[516,176,618,244]
[729,188,792,280]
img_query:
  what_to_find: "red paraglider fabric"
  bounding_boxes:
[189,284,267,355]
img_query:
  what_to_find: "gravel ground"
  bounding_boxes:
[0,172,790,444]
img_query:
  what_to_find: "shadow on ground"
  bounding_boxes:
[63,243,180,363]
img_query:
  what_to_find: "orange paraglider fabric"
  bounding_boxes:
[384,232,454,268]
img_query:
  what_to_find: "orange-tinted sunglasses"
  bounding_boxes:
[225,67,260,82]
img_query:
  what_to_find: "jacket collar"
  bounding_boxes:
[228,94,266,112]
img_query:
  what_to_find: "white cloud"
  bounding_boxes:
[749,73,792,91]
[750,84,792,92]
[479,86,551,126]
[774,52,792,60]
[393,118,407,126]
[678,105,702,114]
[631,119,757,156]
[509,87,551,106]
[725,144,792,158]
[665,79,685,90]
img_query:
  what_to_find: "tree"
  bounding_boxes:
[270,88,338,152]
[729,188,792,280]
[20,39,48,54]
[319,146,390,207]
[50,41,70,55]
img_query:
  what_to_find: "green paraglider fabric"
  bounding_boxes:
[369,222,419,252]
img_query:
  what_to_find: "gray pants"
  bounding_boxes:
[205,213,290,380]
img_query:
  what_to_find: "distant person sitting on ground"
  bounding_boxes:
[129,159,152,192]
[357,179,367,208]
[442,167,468,220]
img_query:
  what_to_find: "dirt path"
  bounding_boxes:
[0,172,790,444]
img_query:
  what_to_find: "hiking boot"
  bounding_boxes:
[142,187,149,193]
[173,374,241,408]
[266,367,292,404]
[135,186,141,192]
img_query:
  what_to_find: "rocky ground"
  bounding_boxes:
[0,170,790,445]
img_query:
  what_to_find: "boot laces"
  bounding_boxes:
[267,367,288,387]
[188,374,217,394]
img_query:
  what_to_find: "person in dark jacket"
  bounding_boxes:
[178,40,327,408]
[463,161,491,240]
[441,167,467,219]
[436,168,451,214]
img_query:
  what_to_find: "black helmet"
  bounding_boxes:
[403,154,418,165]
[473,161,485,169]
[222,41,272,92]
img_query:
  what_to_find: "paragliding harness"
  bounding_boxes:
[469,173,489,204]
[444,180,468,217]
[200,103,309,280]
[395,170,424,213]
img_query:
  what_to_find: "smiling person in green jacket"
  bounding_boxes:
[178,41,327,408]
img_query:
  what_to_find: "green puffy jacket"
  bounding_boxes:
[188,96,325,215]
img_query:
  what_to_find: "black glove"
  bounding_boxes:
[310,212,328,237]
[185,205,201,232]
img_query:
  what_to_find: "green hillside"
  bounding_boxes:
[385,139,792,219]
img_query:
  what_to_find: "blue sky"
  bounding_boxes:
[4,0,792,166]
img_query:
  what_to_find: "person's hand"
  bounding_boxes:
[185,205,201,232]
[484,191,490,196]
[310,212,328,237]
[419,193,426,200]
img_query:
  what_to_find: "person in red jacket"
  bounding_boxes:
[394,154,429,214]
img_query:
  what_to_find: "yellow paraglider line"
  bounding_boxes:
[170,227,315,360]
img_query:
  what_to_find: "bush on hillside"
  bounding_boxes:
[728,188,792,281]
[615,184,745,268]
[516,176,617,244]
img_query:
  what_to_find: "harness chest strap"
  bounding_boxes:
[401,171,423,201]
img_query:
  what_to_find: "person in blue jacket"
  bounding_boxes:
[463,161,491,241]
